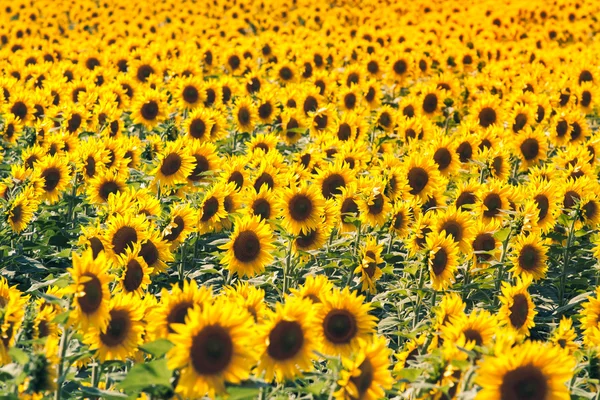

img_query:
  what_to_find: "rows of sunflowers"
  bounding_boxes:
[1,0,600,398]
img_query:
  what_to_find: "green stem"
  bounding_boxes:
[283,236,293,295]
[413,261,427,329]
[353,222,362,257]
[178,242,186,282]
[559,216,578,308]
[54,325,71,400]
[462,262,470,301]
[387,230,395,254]
[494,228,512,305]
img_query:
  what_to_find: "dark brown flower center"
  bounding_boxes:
[253,172,274,192]
[228,171,244,190]
[89,237,104,259]
[483,193,502,218]
[431,247,448,276]
[422,93,438,113]
[350,357,374,396]
[167,301,193,332]
[473,233,495,261]
[267,320,304,361]
[140,100,159,121]
[478,107,497,128]
[85,156,96,177]
[509,293,529,329]
[10,204,22,223]
[296,229,318,249]
[321,174,345,199]
[500,364,547,400]
[11,101,27,119]
[252,198,271,220]
[190,325,233,375]
[563,190,580,209]
[160,153,182,176]
[189,118,206,139]
[463,328,483,346]
[233,230,261,263]
[41,167,61,192]
[441,220,462,242]
[77,273,103,314]
[100,309,130,347]
[139,240,158,266]
[237,107,251,126]
[289,194,314,221]
[323,309,357,344]
[164,216,185,242]
[518,244,541,272]
[456,142,473,163]
[407,167,429,195]
[99,180,121,201]
[368,194,384,215]
[201,196,219,222]
[520,138,539,161]
[434,148,452,170]
[182,85,199,104]
[112,226,137,255]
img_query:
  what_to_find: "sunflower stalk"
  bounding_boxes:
[54,324,71,400]
[283,235,293,295]
[559,214,578,308]
[413,260,427,329]
[494,228,512,306]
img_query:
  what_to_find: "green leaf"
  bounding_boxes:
[118,359,172,392]
[397,368,423,382]
[79,385,129,399]
[494,227,511,242]
[225,387,262,400]
[8,347,29,364]
[139,339,174,358]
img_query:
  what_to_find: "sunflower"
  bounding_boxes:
[293,225,329,254]
[403,153,443,201]
[137,227,174,275]
[131,89,167,130]
[67,249,113,331]
[526,179,558,233]
[184,107,214,142]
[476,340,575,400]
[355,237,384,294]
[560,176,589,211]
[33,154,71,204]
[550,317,578,354]
[102,213,149,263]
[83,293,144,362]
[429,134,460,176]
[441,309,496,350]
[147,280,213,340]
[508,233,549,281]
[476,179,510,223]
[470,94,503,129]
[195,183,227,233]
[86,170,125,204]
[76,139,109,181]
[244,185,276,224]
[314,162,354,201]
[420,85,444,116]
[426,231,459,291]
[290,275,334,305]
[7,188,38,233]
[4,92,33,123]
[497,276,537,337]
[334,335,393,400]
[167,298,257,399]
[357,183,391,229]
[1,114,23,144]
[257,297,318,382]
[513,127,548,168]
[471,221,502,267]
[115,244,152,296]
[278,183,325,235]
[163,204,197,247]
[219,215,275,278]
[153,139,196,188]
[434,292,466,330]
[316,287,377,357]
[224,282,266,323]
[434,206,475,254]
[251,160,282,192]
[248,133,279,156]
[389,200,413,239]
[407,214,434,257]
[233,96,257,133]
[175,75,205,109]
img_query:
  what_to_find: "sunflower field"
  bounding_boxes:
[3,0,600,399]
